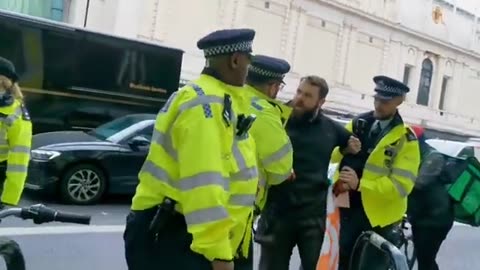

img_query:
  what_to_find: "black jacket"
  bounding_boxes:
[408,143,454,227]
[267,112,350,221]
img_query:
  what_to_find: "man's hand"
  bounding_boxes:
[333,181,349,196]
[339,166,359,190]
[212,260,234,270]
[343,136,361,155]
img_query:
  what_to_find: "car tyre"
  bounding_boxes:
[59,164,107,205]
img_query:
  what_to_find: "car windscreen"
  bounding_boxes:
[89,114,154,141]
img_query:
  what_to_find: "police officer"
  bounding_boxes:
[332,75,421,270]
[123,29,258,270]
[244,55,293,213]
[242,56,294,257]
[0,57,32,208]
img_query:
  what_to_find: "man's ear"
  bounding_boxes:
[229,52,241,69]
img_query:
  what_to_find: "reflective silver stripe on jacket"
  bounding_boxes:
[142,160,229,192]
[6,164,27,173]
[152,131,177,160]
[229,194,256,206]
[4,107,22,127]
[184,206,229,226]
[261,142,292,167]
[231,140,258,181]
[364,163,415,197]
[10,146,30,154]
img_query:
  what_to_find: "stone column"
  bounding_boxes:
[333,22,349,85]
[230,0,247,27]
[343,24,358,87]
[334,22,358,85]
[283,2,301,63]
[146,0,174,42]
[447,61,465,112]
[380,39,391,75]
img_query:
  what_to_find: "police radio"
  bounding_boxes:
[354,118,368,137]
[236,114,257,137]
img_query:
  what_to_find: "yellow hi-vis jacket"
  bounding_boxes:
[331,113,420,228]
[0,100,32,205]
[243,85,292,212]
[131,74,259,262]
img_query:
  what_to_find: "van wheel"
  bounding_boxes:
[60,164,106,205]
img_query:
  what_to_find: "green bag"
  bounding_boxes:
[441,156,480,227]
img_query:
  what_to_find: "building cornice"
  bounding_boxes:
[314,0,480,63]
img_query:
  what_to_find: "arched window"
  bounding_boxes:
[417,59,433,106]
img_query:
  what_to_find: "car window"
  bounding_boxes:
[89,114,154,141]
[136,125,154,141]
[457,146,475,158]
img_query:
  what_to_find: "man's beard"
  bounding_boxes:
[292,106,318,121]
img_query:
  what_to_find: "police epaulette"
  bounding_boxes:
[267,101,283,114]
[20,103,31,121]
[406,127,417,141]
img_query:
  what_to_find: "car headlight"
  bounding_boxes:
[31,150,61,161]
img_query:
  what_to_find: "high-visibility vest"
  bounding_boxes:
[243,85,293,212]
[0,99,32,205]
[131,74,259,262]
[331,116,420,227]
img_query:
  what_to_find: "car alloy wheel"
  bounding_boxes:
[67,169,101,202]
[60,164,107,205]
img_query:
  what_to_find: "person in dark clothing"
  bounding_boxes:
[408,126,454,270]
[257,75,361,270]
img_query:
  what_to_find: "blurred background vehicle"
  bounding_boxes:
[25,114,155,205]
[0,10,183,134]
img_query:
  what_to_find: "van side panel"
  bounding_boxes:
[0,11,183,134]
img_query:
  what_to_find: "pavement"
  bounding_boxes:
[0,192,478,270]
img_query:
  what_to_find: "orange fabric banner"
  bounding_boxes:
[316,186,340,270]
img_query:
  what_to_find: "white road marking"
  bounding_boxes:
[0,225,126,236]
[0,221,471,237]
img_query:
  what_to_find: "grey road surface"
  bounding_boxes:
[0,193,477,270]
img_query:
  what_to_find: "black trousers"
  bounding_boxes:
[339,207,402,270]
[258,217,325,270]
[123,208,253,270]
[411,223,452,270]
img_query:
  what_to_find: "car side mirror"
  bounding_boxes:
[129,136,150,149]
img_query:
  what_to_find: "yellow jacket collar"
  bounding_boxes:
[197,74,245,98]
[244,84,292,120]
[244,84,270,100]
